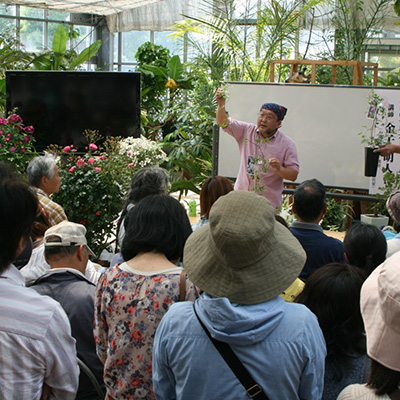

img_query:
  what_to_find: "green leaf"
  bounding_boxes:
[142,64,169,79]
[167,55,184,80]
[68,40,102,70]
[394,0,400,16]
[52,24,67,56]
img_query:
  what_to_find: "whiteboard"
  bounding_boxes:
[215,82,400,190]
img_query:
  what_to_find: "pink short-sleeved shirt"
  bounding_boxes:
[222,118,299,210]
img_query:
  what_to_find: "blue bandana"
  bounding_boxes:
[260,103,288,121]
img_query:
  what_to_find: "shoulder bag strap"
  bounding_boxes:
[193,303,269,400]
[179,269,186,302]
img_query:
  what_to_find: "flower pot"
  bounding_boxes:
[360,214,389,229]
[364,147,380,177]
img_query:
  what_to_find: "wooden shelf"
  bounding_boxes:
[270,59,378,86]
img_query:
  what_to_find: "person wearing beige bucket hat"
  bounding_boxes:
[338,251,400,399]
[153,190,327,399]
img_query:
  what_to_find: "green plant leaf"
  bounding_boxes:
[167,55,184,80]
[52,24,67,56]
[394,0,400,16]
[142,64,169,79]
[68,40,102,70]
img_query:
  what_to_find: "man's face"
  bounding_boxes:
[257,109,281,137]
[46,166,61,195]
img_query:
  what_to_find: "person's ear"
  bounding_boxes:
[322,203,327,216]
[40,175,48,190]
[77,244,85,262]
[292,204,297,215]
[344,252,349,263]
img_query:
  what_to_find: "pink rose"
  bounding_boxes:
[5,138,9,142]
[88,157,95,164]
[89,143,98,151]
[24,126,34,134]
[69,166,76,173]
[127,151,131,156]
[62,146,71,153]
[128,163,134,168]
[0,117,6,125]
[0,131,3,135]
[10,146,16,152]
[8,114,22,123]
[21,148,26,153]
[95,167,101,172]
[76,159,85,168]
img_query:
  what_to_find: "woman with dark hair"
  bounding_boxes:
[94,194,199,400]
[296,263,367,400]
[192,175,233,231]
[343,223,387,277]
[116,167,169,247]
[338,253,400,399]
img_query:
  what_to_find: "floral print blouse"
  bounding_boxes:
[94,262,199,400]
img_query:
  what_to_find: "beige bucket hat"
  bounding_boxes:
[183,190,306,304]
[361,251,400,371]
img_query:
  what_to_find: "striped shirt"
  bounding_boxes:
[0,265,79,399]
[36,187,67,226]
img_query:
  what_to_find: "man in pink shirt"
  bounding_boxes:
[216,87,299,211]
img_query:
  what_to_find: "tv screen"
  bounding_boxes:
[6,71,141,151]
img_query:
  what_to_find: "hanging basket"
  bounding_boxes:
[364,147,380,177]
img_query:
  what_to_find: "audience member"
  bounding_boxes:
[20,206,52,282]
[31,221,104,400]
[338,252,400,399]
[0,162,78,399]
[153,190,326,399]
[27,152,67,226]
[343,223,386,277]
[116,167,169,247]
[385,190,400,258]
[94,194,199,399]
[296,263,367,400]
[192,175,234,231]
[290,178,346,280]
[111,167,170,268]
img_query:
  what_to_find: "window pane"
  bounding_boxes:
[20,19,44,51]
[154,31,182,57]
[121,30,150,62]
[47,10,70,21]
[20,6,44,19]
[0,17,16,31]
[0,5,16,16]
[72,25,96,53]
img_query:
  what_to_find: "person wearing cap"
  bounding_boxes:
[215,87,299,210]
[152,190,326,399]
[0,163,78,399]
[30,221,104,400]
[385,190,400,258]
[337,251,400,399]
[27,152,67,226]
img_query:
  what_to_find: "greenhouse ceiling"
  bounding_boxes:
[0,0,163,16]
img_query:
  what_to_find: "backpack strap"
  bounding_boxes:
[193,303,269,399]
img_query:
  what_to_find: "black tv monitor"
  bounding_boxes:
[6,71,141,150]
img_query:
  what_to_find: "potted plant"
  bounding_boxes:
[359,90,391,177]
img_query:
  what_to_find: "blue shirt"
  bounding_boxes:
[153,293,326,400]
[290,221,346,280]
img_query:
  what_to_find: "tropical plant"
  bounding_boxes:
[31,24,101,70]
[171,0,324,84]
[135,42,171,112]
[0,111,37,174]
[321,197,351,231]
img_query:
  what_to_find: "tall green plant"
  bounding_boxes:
[32,24,101,70]
[171,0,324,83]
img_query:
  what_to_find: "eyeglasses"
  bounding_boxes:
[257,113,276,121]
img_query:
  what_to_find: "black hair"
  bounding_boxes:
[293,179,326,222]
[121,194,192,262]
[343,223,387,277]
[116,167,169,247]
[368,360,400,396]
[296,263,365,380]
[0,162,38,272]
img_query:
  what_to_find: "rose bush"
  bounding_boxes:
[0,112,37,174]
